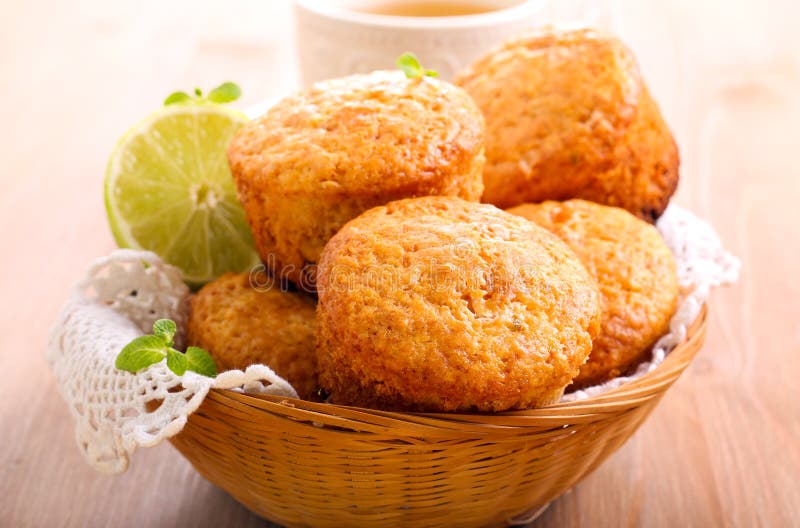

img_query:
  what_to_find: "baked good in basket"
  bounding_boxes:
[228,70,485,289]
[45,24,741,528]
[187,272,319,399]
[508,199,679,388]
[454,27,679,221]
[316,196,601,412]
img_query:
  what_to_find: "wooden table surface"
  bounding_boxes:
[2,1,798,526]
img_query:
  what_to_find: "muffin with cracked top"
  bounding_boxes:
[316,196,601,412]
[228,71,485,289]
[455,27,678,221]
[508,199,679,389]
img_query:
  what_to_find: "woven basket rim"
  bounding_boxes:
[209,304,707,429]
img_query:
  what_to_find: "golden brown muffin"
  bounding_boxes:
[508,200,679,388]
[228,70,486,289]
[454,27,679,221]
[187,272,318,400]
[316,196,601,412]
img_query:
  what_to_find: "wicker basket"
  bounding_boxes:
[170,306,707,528]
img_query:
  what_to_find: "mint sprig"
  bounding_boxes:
[396,53,439,79]
[115,319,217,377]
[164,82,242,106]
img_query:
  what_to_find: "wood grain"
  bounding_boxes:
[1,0,798,526]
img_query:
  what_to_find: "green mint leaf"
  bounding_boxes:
[207,82,241,103]
[164,91,191,106]
[166,348,188,376]
[115,321,213,378]
[185,346,217,377]
[396,52,423,78]
[424,69,439,78]
[115,335,167,373]
[152,319,176,345]
[194,87,203,97]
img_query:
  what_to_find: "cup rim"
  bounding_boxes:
[294,0,545,29]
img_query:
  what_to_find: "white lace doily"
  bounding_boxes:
[47,206,739,474]
[46,250,298,474]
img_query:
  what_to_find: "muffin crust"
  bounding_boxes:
[455,28,678,221]
[316,196,601,412]
[187,272,319,399]
[508,200,679,388]
[229,71,485,288]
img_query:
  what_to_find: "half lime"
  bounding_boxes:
[105,103,259,287]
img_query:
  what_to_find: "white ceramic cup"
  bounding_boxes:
[294,0,546,85]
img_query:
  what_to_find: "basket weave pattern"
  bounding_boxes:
[170,307,707,527]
